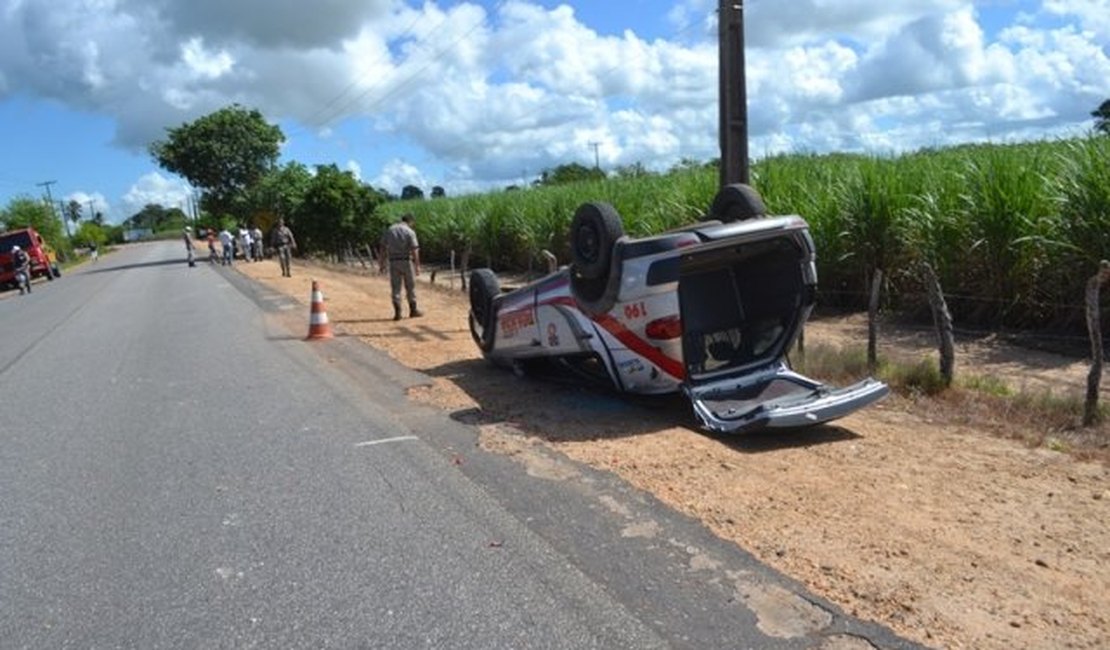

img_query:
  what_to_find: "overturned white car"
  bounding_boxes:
[467,184,888,435]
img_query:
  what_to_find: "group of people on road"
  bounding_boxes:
[180,212,425,321]
[189,219,298,276]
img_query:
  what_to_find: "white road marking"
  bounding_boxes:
[354,436,419,447]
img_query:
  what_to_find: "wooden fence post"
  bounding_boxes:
[922,262,955,387]
[868,268,883,373]
[541,249,558,274]
[460,244,471,291]
[1083,260,1110,426]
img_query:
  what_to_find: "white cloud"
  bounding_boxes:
[371,159,427,196]
[62,191,110,222]
[180,37,234,80]
[121,173,193,222]
[1,0,1107,205]
[1044,0,1110,41]
[345,160,362,181]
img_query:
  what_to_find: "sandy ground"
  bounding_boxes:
[234,256,1109,650]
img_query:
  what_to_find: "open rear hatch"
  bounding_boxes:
[677,218,888,434]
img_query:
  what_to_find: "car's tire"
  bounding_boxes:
[710,183,767,223]
[52,264,61,278]
[570,202,624,281]
[468,268,500,352]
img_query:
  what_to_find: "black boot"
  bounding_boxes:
[393,303,403,321]
[409,303,423,318]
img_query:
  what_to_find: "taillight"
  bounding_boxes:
[645,315,682,340]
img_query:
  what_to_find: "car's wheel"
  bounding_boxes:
[570,202,624,281]
[710,183,767,223]
[51,264,61,278]
[468,268,500,352]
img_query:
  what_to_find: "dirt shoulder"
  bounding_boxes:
[235,257,1110,650]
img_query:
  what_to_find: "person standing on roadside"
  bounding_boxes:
[270,218,297,278]
[238,225,253,263]
[251,224,264,261]
[379,213,422,321]
[183,227,196,267]
[218,227,234,266]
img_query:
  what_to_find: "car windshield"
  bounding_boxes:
[0,231,33,254]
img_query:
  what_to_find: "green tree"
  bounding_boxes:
[1093,99,1110,135]
[295,164,383,256]
[149,104,284,220]
[614,162,653,179]
[1,196,67,255]
[75,221,107,248]
[125,204,189,234]
[243,161,314,231]
[64,199,82,238]
[535,162,605,186]
[401,185,424,200]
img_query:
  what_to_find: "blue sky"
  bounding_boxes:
[0,0,1106,225]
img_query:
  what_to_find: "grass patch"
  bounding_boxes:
[958,373,1014,397]
[790,339,1110,461]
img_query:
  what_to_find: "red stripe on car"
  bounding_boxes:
[541,295,685,380]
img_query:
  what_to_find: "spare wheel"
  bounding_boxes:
[710,183,767,223]
[468,268,500,352]
[570,202,624,281]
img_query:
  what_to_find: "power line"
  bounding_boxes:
[295,9,431,134]
[316,0,510,131]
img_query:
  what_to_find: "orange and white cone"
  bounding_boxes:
[305,280,334,340]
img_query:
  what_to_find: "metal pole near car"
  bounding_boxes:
[719,1,749,187]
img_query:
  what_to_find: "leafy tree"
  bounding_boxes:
[65,199,82,235]
[294,164,384,256]
[75,221,107,248]
[149,104,284,219]
[1,196,67,255]
[614,162,654,179]
[431,186,446,198]
[534,163,605,187]
[401,185,425,200]
[668,157,713,174]
[243,161,314,232]
[1093,99,1110,135]
[125,204,189,233]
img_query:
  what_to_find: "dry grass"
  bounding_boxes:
[794,339,1110,462]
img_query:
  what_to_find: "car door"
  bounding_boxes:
[683,363,889,434]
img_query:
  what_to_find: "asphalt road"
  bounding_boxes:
[0,242,922,649]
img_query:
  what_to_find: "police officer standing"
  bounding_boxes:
[379,213,423,321]
[270,218,297,277]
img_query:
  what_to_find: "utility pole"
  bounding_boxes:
[718,0,750,187]
[37,180,68,236]
[588,141,601,170]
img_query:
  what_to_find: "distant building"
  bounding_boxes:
[123,228,153,242]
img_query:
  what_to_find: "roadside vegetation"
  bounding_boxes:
[3,103,1110,442]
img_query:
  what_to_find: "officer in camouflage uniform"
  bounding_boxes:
[379,214,423,321]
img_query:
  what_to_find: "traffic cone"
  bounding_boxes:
[305,280,334,340]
